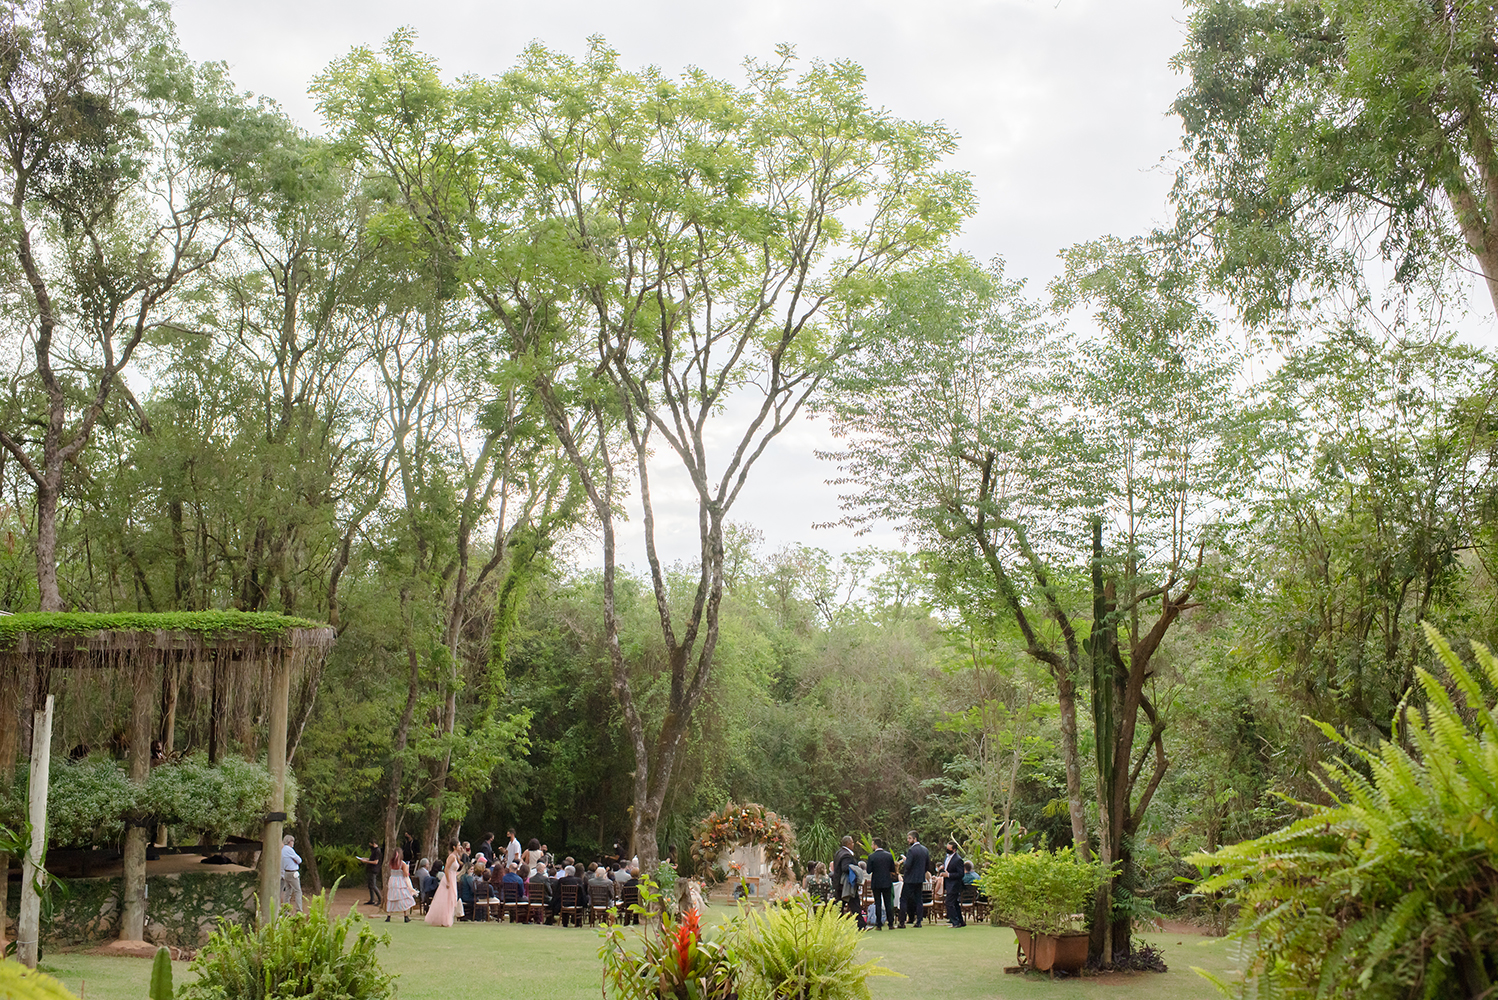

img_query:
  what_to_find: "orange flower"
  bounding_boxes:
[676,908,700,973]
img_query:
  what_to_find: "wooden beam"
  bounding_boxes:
[16,694,53,969]
[259,651,291,927]
[119,657,154,941]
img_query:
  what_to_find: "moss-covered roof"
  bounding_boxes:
[0,611,335,653]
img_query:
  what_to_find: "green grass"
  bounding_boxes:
[35,906,1242,1000]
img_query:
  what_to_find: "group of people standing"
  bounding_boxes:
[821,831,972,930]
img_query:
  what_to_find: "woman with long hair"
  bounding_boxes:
[385,848,416,922]
[424,841,461,927]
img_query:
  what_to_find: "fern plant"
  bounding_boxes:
[729,900,898,1000]
[179,892,393,1000]
[1192,624,1498,998]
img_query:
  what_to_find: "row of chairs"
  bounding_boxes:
[458,881,642,926]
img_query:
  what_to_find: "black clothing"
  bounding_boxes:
[943,850,966,927]
[867,848,896,889]
[901,840,931,928]
[364,845,383,905]
[901,881,924,927]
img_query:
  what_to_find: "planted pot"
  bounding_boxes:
[1013,927,1088,974]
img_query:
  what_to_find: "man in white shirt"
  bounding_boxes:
[505,828,522,868]
[280,834,304,913]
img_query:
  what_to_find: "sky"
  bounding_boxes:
[169,0,1201,569]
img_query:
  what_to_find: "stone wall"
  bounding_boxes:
[4,869,255,948]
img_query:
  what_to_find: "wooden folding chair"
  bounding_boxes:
[960,884,979,924]
[588,883,615,926]
[618,884,640,925]
[559,884,584,927]
[499,880,524,922]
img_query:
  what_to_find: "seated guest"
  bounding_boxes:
[471,864,498,919]
[557,865,588,926]
[529,862,552,914]
[962,861,979,886]
[456,864,478,920]
[612,860,632,886]
[588,864,619,908]
[421,866,440,905]
[502,862,528,901]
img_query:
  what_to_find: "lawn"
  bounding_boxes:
[35,904,1242,1000]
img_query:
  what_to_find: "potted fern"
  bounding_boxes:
[977,848,1107,974]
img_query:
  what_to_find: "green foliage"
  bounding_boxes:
[148,945,172,1000]
[180,892,394,1000]
[0,960,80,1000]
[1193,624,1498,998]
[0,612,329,649]
[600,896,736,1000]
[976,848,1108,937]
[27,755,291,847]
[729,900,899,1000]
[315,845,364,888]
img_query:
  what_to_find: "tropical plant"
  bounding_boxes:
[179,892,394,1000]
[730,900,898,1000]
[1192,624,1498,999]
[600,889,736,1000]
[977,848,1109,937]
[149,945,173,1000]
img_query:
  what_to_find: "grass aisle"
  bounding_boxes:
[36,905,1239,999]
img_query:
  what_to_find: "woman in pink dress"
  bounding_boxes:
[424,842,461,927]
[385,848,416,922]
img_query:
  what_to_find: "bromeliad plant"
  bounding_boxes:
[601,885,736,1000]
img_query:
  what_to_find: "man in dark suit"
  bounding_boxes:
[943,841,966,927]
[832,836,863,927]
[901,831,931,928]
[557,865,589,926]
[866,838,897,929]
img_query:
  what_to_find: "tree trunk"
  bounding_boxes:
[120,660,155,941]
[384,643,422,869]
[298,813,322,894]
[35,480,61,612]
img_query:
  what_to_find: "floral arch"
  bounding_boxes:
[689,802,798,884]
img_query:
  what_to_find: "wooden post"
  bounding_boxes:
[155,657,179,846]
[259,651,291,927]
[119,657,154,941]
[17,694,53,969]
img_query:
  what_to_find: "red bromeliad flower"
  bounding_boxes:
[675,907,700,974]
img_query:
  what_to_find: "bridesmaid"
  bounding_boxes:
[424,841,461,927]
[385,848,416,923]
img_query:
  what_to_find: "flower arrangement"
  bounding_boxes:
[689,803,797,884]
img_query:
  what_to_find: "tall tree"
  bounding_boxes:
[0,0,253,610]
[1171,0,1498,325]
[823,246,1248,963]
[314,35,972,871]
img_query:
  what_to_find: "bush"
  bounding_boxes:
[181,892,392,1000]
[977,847,1108,936]
[600,893,736,1000]
[9,753,297,848]
[730,900,898,1000]
[316,844,365,887]
[1193,624,1498,999]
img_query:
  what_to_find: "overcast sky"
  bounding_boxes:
[169,0,1202,569]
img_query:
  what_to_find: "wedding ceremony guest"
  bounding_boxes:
[901,831,931,928]
[943,841,966,927]
[424,842,461,927]
[385,849,416,923]
[356,838,383,907]
[558,865,588,926]
[867,838,897,930]
[505,829,522,868]
[280,834,304,914]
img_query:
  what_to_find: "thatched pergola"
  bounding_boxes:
[0,612,336,944]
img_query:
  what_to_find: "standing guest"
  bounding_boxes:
[833,836,862,927]
[867,838,897,930]
[385,848,416,923]
[459,841,472,865]
[505,829,522,869]
[280,834,304,914]
[401,831,417,864]
[540,843,554,865]
[424,841,461,927]
[901,831,931,928]
[478,832,496,864]
[356,839,384,907]
[943,841,966,927]
[524,838,544,870]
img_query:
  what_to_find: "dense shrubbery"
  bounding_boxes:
[732,901,897,1000]
[181,892,393,1000]
[2,755,296,847]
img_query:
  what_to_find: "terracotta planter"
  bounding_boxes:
[1013,927,1088,974]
